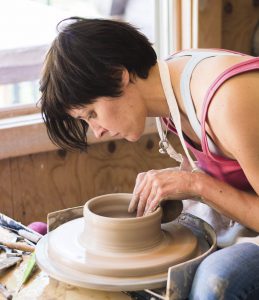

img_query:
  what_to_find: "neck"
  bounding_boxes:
[135,63,170,118]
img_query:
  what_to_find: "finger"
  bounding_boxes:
[128,173,146,212]
[144,183,158,214]
[135,170,157,216]
[136,181,154,217]
[136,191,151,217]
[136,180,155,216]
[128,193,139,213]
[136,174,155,217]
[145,191,164,215]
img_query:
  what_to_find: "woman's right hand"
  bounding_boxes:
[128,167,199,217]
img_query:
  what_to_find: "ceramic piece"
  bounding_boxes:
[36,194,202,291]
[160,199,183,223]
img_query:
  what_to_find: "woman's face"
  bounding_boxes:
[68,73,147,142]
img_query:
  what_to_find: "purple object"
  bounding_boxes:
[28,222,47,235]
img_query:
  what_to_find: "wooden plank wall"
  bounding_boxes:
[0,134,182,225]
[198,0,259,52]
[198,0,222,48]
[222,0,259,54]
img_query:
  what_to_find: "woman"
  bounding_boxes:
[40,17,259,299]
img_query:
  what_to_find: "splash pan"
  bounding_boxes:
[36,194,212,291]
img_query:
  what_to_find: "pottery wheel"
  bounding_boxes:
[36,218,200,291]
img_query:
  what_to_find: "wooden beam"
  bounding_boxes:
[198,0,222,48]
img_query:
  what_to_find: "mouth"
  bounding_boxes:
[110,133,120,137]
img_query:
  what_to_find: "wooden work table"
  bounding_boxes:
[0,263,130,300]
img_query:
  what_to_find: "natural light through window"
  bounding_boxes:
[0,0,156,108]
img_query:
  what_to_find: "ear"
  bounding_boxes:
[121,68,130,87]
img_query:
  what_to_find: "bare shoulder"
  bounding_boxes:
[191,53,255,116]
[208,69,259,192]
[191,54,259,154]
[209,68,259,135]
[186,51,259,193]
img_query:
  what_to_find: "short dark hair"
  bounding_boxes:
[40,17,157,151]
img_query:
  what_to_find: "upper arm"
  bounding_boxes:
[208,71,259,194]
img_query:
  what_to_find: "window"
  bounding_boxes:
[0,0,198,159]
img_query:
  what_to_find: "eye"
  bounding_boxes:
[87,110,96,120]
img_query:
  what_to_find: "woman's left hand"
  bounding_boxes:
[128,167,199,217]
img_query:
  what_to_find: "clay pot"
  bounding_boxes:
[79,193,163,254]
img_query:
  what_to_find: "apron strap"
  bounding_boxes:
[156,60,198,171]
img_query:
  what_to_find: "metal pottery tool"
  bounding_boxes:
[0,226,41,245]
[0,213,42,244]
[0,228,23,272]
[0,256,22,272]
[0,245,22,258]
[0,216,41,298]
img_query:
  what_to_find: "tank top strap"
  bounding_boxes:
[201,57,259,161]
[179,51,237,154]
[169,50,240,154]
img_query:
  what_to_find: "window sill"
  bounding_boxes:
[0,115,158,160]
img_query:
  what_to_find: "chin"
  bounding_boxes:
[125,134,141,142]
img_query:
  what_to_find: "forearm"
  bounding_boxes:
[192,172,259,232]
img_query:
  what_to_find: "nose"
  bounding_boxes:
[90,122,107,139]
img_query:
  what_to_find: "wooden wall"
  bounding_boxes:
[222,0,259,54]
[198,0,259,54]
[198,0,222,48]
[0,133,182,225]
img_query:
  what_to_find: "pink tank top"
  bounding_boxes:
[164,50,259,191]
